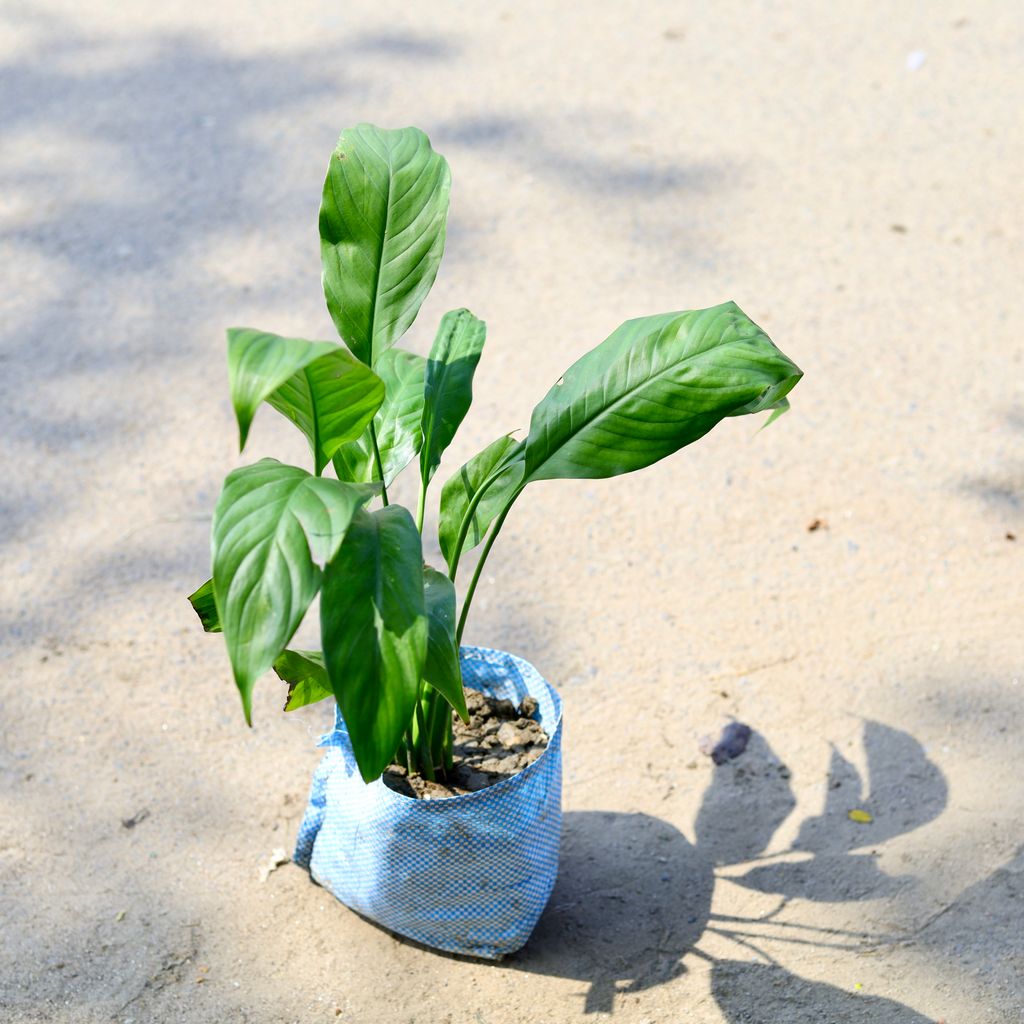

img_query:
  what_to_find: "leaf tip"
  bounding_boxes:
[236,414,252,454]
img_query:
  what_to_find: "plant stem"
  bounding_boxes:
[415,700,435,781]
[442,712,453,772]
[424,688,448,777]
[448,463,512,581]
[455,494,518,645]
[369,421,389,506]
[415,479,426,534]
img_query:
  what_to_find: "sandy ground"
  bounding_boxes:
[1,1,1022,1021]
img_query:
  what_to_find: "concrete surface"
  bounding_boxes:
[1,1,1022,1021]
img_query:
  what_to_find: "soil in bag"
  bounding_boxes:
[382,688,549,800]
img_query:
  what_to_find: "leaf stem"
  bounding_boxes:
[415,699,435,781]
[415,479,427,534]
[368,421,389,506]
[448,462,514,581]
[455,488,521,644]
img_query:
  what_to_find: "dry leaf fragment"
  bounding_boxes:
[848,808,873,823]
[258,847,290,882]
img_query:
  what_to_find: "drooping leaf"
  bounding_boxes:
[227,328,335,450]
[523,302,803,483]
[438,434,524,572]
[273,649,332,712]
[211,459,375,722]
[187,578,221,633]
[419,309,486,487]
[332,348,427,486]
[320,124,451,366]
[320,506,427,782]
[227,328,385,474]
[422,566,468,721]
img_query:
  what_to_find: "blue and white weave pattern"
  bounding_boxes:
[293,646,563,959]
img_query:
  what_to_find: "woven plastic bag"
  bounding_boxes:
[293,645,563,959]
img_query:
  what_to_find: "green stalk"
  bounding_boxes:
[448,462,515,581]
[415,478,427,534]
[442,714,454,772]
[415,699,435,782]
[424,689,446,775]
[455,487,522,644]
[369,421,389,506]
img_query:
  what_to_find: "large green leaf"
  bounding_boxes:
[273,649,333,712]
[419,309,486,487]
[332,348,427,486]
[438,434,525,572]
[187,578,221,633]
[212,459,375,722]
[320,124,451,366]
[227,328,385,474]
[422,566,468,721]
[523,302,802,483]
[320,506,428,782]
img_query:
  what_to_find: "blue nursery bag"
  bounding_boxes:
[293,646,564,959]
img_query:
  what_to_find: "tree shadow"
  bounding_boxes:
[0,21,460,575]
[960,406,1024,523]
[0,13,739,664]
[509,719,949,1017]
[435,113,725,197]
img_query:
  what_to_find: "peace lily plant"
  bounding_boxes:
[188,124,802,787]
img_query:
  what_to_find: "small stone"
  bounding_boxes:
[497,722,527,749]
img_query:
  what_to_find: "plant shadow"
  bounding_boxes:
[512,809,714,1013]
[509,719,949,1017]
[710,960,935,1022]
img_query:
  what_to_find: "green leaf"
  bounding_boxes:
[419,309,486,487]
[187,578,221,633]
[212,459,375,723]
[332,348,427,486]
[320,124,451,366]
[523,302,802,483]
[320,506,428,782]
[438,434,524,572]
[757,396,791,431]
[273,649,333,712]
[227,328,385,475]
[422,566,468,721]
[266,352,384,476]
[227,328,335,450]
